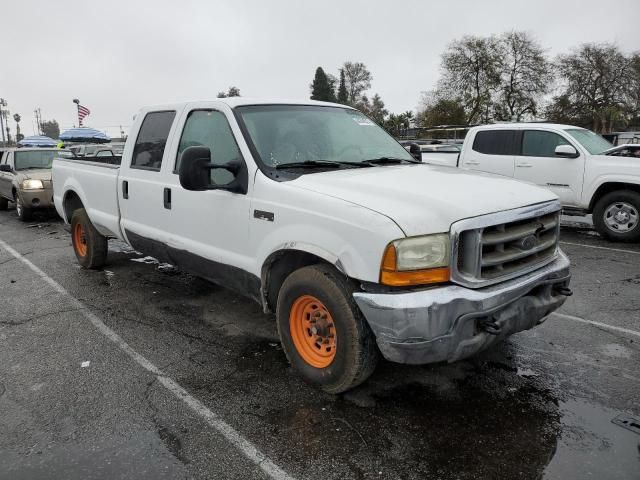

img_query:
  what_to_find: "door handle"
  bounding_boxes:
[163,187,171,210]
[122,180,129,199]
[465,161,480,166]
[516,163,533,168]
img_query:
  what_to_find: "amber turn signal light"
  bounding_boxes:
[380,244,450,286]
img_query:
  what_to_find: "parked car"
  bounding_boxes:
[0,148,72,220]
[419,123,640,242]
[68,143,102,157]
[603,144,640,158]
[53,99,572,393]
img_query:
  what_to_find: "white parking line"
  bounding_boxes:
[560,241,640,256]
[0,237,296,480]
[552,312,640,338]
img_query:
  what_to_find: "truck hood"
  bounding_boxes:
[289,164,558,236]
[16,169,52,181]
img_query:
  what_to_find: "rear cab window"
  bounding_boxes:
[130,110,176,171]
[472,130,519,155]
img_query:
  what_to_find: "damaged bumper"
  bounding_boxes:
[353,251,571,365]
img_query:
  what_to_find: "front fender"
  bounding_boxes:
[584,174,640,208]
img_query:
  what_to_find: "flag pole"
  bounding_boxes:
[73,98,81,127]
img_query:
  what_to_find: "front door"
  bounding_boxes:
[163,107,256,294]
[0,151,15,199]
[513,129,585,206]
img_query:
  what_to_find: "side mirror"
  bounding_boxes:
[0,164,11,172]
[408,143,422,161]
[555,144,579,158]
[178,146,247,194]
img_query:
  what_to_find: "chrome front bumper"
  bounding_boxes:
[353,251,571,365]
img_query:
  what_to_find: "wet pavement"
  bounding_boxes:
[1,208,639,479]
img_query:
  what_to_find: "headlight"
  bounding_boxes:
[380,233,450,286]
[22,179,44,190]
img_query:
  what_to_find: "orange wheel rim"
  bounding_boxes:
[289,295,337,368]
[74,223,88,257]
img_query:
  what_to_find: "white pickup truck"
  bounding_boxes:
[417,123,640,242]
[53,99,571,393]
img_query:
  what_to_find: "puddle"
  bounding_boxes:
[543,398,640,479]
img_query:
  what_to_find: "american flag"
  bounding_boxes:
[77,105,90,126]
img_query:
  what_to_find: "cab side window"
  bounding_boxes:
[472,130,519,155]
[522,130,570,157]
[175,110,243,185]
[131,110,176,171]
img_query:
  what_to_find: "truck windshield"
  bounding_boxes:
[14,150,58,170]
[235,105,414,168]
[565,129,612,155]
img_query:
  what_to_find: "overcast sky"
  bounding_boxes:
[2,0,638,137]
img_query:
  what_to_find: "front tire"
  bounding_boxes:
[593,190,640,243]
[0,197,7,211]
[276,264,379,394]
[71,208,108,268]
[16,196,32,221]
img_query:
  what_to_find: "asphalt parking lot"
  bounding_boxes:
[1,208,639,480]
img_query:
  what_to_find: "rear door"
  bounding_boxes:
[513,129,585,206]
[118,109,181,259]
[461,130,517,177]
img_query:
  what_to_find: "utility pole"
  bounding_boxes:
[0,98,6,146]
[34,108,42,135]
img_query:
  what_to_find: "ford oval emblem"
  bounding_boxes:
[520,235,538,251]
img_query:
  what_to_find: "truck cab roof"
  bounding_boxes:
[137,98,355,113]
[470,123,586,132]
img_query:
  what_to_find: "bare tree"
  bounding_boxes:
[342,61,372,105]
[495,31,552,121]
[549,43,634,132]
[439,35,502,124]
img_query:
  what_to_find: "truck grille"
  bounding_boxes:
[452,203,561,287]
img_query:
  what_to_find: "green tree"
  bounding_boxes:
[368,94,388,124]
[418,92,468,127]
[342,61,372,105]
[40,119,60,139]
[337,69,348,104]
[217,86,241,98]
[310,67,336,101]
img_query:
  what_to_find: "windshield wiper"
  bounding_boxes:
[274,160,370,169]
[363,156,421,165]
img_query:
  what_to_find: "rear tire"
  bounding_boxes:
[276,264,379,394]
[71,208,108,269]
[593,190,640,243]
[0,197,7,211]
[16,197,32,221]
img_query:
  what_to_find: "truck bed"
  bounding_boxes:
[52,157,122,239]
